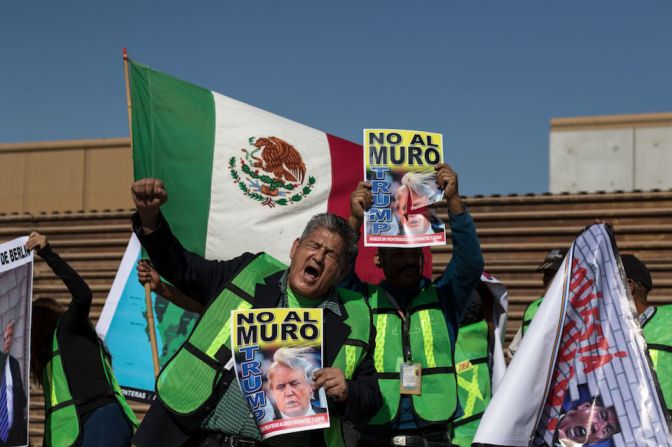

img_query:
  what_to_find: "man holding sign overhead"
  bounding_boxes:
[344,130,483,447]
[130,178,381,447]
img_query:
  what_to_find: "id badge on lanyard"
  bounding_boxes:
[400,361,422,395]
[389,294,422,395]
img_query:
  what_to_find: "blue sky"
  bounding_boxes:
[1,1,670,195]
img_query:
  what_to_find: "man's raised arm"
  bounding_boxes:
[130,178,254,305]
[434,163,484,325]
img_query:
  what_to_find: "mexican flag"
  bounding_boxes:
[129,59,429,282]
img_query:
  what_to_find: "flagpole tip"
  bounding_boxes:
[123,48,128,60]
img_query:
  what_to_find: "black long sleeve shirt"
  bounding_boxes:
[37,244,115,418]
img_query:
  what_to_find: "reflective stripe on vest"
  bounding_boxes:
[642,305,672,412]
[157,253,287,415]
[368,286,457,425]
[521,296,543,336]
[452,319,491,447]
[43,323,138,447]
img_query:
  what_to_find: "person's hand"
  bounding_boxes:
[26,232,48,251]
[435,163,464,214]
[137,260,161,292]
[131,178,168,231]
[349,182,372,230]
[312,367,348,402]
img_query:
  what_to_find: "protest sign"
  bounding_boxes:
[0,236,33,447]
[473,224,672,447]
[231,308,329,439]
[363,129,446,247]
[97,235,199,402]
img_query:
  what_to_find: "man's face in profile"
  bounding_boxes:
[557,401,619,444]
[269,363,312,417]
[3,321,14,354]
[395,186,431,235]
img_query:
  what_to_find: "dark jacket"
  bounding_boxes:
[0,354,27,447]
[132,212,382,447]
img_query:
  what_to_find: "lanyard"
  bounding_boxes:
[384,292,413,362]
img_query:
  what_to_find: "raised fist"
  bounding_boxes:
[131,178,167,231]
[349,181,373,230]
[434,163,464,214]
[131,178,168,210]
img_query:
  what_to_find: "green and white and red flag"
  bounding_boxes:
[129,59,433,281]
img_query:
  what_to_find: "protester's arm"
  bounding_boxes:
[27,232,93,322]
[433,164,484,326]
[507,327,523,361]
[137,260,205,314]
[338,181,372,294]
[347,181,372,234]
[131,178,255,304]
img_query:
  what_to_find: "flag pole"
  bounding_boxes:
[122,48,133,139]
[144,282,161,377]
[125,49,161,377]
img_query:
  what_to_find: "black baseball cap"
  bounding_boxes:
[536,248,568,272]
[621,254,652,291]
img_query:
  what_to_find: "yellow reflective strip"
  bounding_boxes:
[650,349,660,369]
[419,310,435,368]
[50,374,58,406]
[457,365,484,418]
[374,314,388,372]
[344,345,356,379]
[46,360,59,406]
[205,301,252,357]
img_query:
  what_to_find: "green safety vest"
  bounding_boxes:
[156,253,372,447]
[521,296,543,336]
[642,304,672,413]
[367,286,457,425]
[43,323,138,447]
[452,319,491,447]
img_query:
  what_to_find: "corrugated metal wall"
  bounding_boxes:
[1,190,670,445]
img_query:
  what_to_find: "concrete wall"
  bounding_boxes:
[550,113,672,193]
[0,138,133,214]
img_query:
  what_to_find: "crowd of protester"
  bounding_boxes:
[18,165,670,447]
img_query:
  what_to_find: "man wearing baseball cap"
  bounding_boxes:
[521,248,568,336]
[506,248,568,359]
[622,254,671,414]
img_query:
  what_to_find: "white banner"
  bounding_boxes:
[0,236,32,447]
[474,224,672,447]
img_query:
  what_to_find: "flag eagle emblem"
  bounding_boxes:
[229,136,317,207]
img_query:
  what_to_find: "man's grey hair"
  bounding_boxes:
[268,346,315,386]
[400,171,435,199]
[299,213,358,265]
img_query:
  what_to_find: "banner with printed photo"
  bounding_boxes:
[363,129,446,248]
[0,237,33,447]
[96,235,199,402]
[473,224,672,447]
[231,308,329,439]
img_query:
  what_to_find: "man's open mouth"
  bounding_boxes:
[304,265,321,281]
